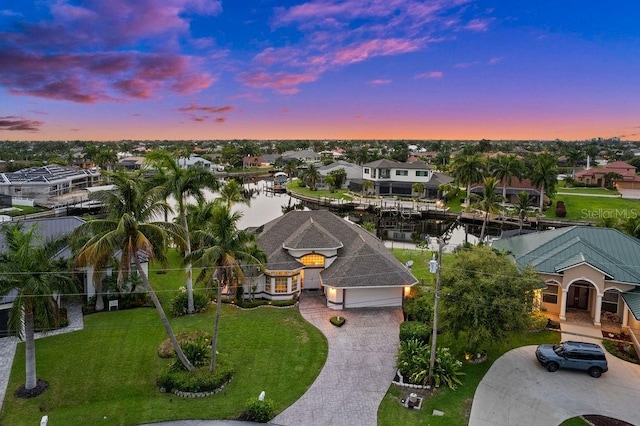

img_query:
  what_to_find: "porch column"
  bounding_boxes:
[594,293,602,326]
[559,287,568,321]
[623,305,629,327]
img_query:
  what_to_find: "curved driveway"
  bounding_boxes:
[272,292,403,426]
[469,328,640,425]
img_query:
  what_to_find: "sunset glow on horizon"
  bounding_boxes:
[2,1,640,142]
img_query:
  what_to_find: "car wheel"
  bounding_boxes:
[546,362,559,372]
[588,367,602,378]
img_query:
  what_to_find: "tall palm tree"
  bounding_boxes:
[145,151,219,314]
[514,191,533,232]
[471,177,504,243]
[0,224,74,391]
[302,164,321,190]
[490,154,523,200]
[282,160,298,178]
[216,179,249,209]
[187,205,266,372]
[362,180,373,196]
[451,153,485,207]
[565,147,583,177]
[530,153,558,212]
[73,170,195,371]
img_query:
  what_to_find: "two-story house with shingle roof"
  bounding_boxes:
[356,159,453,199]
[252,210,418,310]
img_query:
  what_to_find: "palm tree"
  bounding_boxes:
[145,151,219,314]
[490,154,523,200]
[0,224,74,391]
[73,170,195,371]
[283,160,298,178]
[617,216,640,239]
[187,205,266,372]
[412,182,425,199]
[216,179,249,209]
[451,153,485,207]
[530,153,558,212]
[362,180,373,196]
[514,191,533,232]
[471,177,504,242]
[95,147,118,172]
[302,164,320,190]
[565,147,583,177]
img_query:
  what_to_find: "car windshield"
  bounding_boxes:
[552,344,565,355]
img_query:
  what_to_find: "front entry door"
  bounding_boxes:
[569,286,589,309]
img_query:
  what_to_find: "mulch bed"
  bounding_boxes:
[583,415,635,426]
[601,331,632,342]
[14,379,49,398]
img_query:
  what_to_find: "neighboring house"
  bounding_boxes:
[0,165,100,204]
[178,155,213,170]
[242,156,264,168]
[318,161,363,188]
[492,226,640,352]
[261,153,281,166]
[0,217,149,336]
[282,149,321,164]
[115,156,146,171]
[574,161,640,189]
[470,177,541,205]
[253,210,418,310]
[356,159,453,199]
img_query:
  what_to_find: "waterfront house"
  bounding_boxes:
[251,210,418,310]
[574,161,640,189]
[318,161,363,188]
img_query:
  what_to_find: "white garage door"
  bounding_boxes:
[344,287,402,309]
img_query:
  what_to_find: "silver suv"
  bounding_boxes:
[535,341,608,378]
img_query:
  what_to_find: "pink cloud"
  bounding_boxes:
[333,38,422,65]
[415,71,443,79]
[454,61,481,69]
[368,79,391,87]
[464,18,491,32]
[179,105,234,114]
[488,56,504,65]
[0,116,43,132]
[240,71,317,92]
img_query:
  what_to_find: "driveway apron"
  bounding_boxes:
[469,323,640,426]
[273,291,403,426]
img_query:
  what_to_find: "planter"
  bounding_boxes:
[330,316,346,327]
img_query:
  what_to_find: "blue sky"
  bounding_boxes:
[1,1,639,141]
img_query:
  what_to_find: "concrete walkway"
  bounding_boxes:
[272,291,403,426]
[469,322,640,426]
[0,301,84,412]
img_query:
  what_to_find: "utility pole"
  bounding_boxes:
[427,237,444,386]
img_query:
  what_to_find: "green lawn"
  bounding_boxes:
[1,285,327,425]
[377,330,560,425]
[286,181,353,200]
[4,205,48,217]
[546,194,639,221]
[557,180,620,196]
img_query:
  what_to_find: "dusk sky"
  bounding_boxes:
[1,1,639,142]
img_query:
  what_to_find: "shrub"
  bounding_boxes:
[243,397,275,423]
[528,311,549,331]
[399,321,431,344]
[330,316,345,327]
[158,331,212,358]
[397,338,464,389]
[555,200,567,217]
[157,355,235,393]
[176,336,211,369]
[404,294,433,323]
[171,291,210,316]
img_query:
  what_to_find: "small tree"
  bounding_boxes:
[441,246,543,353]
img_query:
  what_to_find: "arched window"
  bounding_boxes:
[300,254,325,266]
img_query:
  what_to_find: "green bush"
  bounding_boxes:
[158,331,211,358]
[243,397,275,423]
[528,311,549,331]
[157,355,234,393]
[397,338,464,390]
[404,294,433,323]
[171,291,209,316]
[399,321,431,344]
[177,336,210,369]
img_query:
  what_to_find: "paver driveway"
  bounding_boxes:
[469,325,640,426]
[272,291,403,426]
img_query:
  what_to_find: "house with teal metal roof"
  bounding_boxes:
[493,226,640,351]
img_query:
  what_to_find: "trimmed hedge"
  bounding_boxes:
[243,397,275,423]
[157,355,235,393]
[399,321,431,344]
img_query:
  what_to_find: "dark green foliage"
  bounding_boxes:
[404,293,433,323]
[157,356,234,393]
[243,397,275,423]
[171,291,209,316]
[330,316,345,327]
[396,338,464,389]
[399,321,431,344]
[176,336,210,369]
[235,299,297,309]
[441,246,544,352]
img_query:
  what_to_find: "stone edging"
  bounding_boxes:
[163,378,232,398]
[392,370,431,390]
[225,302,299,311]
